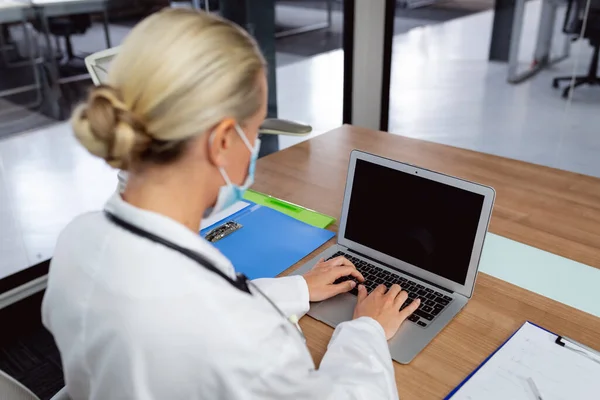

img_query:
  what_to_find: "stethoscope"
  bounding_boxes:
[104,211,305,341]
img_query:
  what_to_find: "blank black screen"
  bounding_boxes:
[344,159,485,285]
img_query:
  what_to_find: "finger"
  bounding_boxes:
[393,290,409,308]
[345,266,365,283]
[329,279,357,297]
[357,284,368,302]
[325,256,354,267]
[399,298,421,319]
[330,265,365,282]
[386,284,402,300]
[372,284,387,295]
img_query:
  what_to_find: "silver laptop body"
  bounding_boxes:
[292,150,495,364]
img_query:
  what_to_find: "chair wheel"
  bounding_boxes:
[562,87,571,99]
[552,80,559,89]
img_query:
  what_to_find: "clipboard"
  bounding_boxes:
[200,203,335,279]
[445,321,600,399]
[444,325,526,399]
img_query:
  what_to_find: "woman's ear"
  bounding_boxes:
[206,118,237,168]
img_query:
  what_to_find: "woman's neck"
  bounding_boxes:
[122,167,213,232]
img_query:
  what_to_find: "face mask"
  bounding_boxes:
[206,124,260,217]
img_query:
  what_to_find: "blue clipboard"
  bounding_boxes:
[444,321,557,399]
[200,203,335,279]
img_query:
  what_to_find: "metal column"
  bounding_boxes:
[489,0,516,61]
[343,0,395,131]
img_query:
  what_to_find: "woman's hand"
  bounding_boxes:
[353,284,421,340]
[302,257,365,302]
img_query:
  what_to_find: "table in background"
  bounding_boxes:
[0,1,27,21]
[0,1,43,108]
[0,0,112,114]
[251,125,600,399]
[32,0,112,87]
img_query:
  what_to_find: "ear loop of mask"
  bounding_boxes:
[234,124,255,152]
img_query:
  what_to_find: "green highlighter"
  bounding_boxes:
[242,189,336,229]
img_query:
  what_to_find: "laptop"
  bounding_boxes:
[292,150,495,364]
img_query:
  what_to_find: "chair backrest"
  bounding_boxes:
[590,0,600,28]
[564,0,600,35]
[565,0,584,34]
[84,46,120,85]
[0,369,40,400]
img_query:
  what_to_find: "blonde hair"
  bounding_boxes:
[72,9,266,169]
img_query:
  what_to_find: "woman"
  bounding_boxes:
[42,9,420,400]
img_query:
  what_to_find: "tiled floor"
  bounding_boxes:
[0,123,117,280]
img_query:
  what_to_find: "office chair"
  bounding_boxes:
[47,15,92,64]
[553,0,600,98]
[0,368,70,400]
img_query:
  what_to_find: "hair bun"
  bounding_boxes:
[71,85,151,169]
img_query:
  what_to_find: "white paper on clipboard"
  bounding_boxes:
[451,322,600,400]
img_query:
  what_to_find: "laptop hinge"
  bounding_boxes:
[347,247,454,294]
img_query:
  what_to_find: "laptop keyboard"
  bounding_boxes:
[327,251,453,328]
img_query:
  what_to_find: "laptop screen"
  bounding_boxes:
[344,159,485,285]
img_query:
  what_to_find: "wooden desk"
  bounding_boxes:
[252,125,600,399]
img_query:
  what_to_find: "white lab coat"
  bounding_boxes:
[42,194,399,400]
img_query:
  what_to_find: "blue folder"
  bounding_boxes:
[199,203,335,279]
